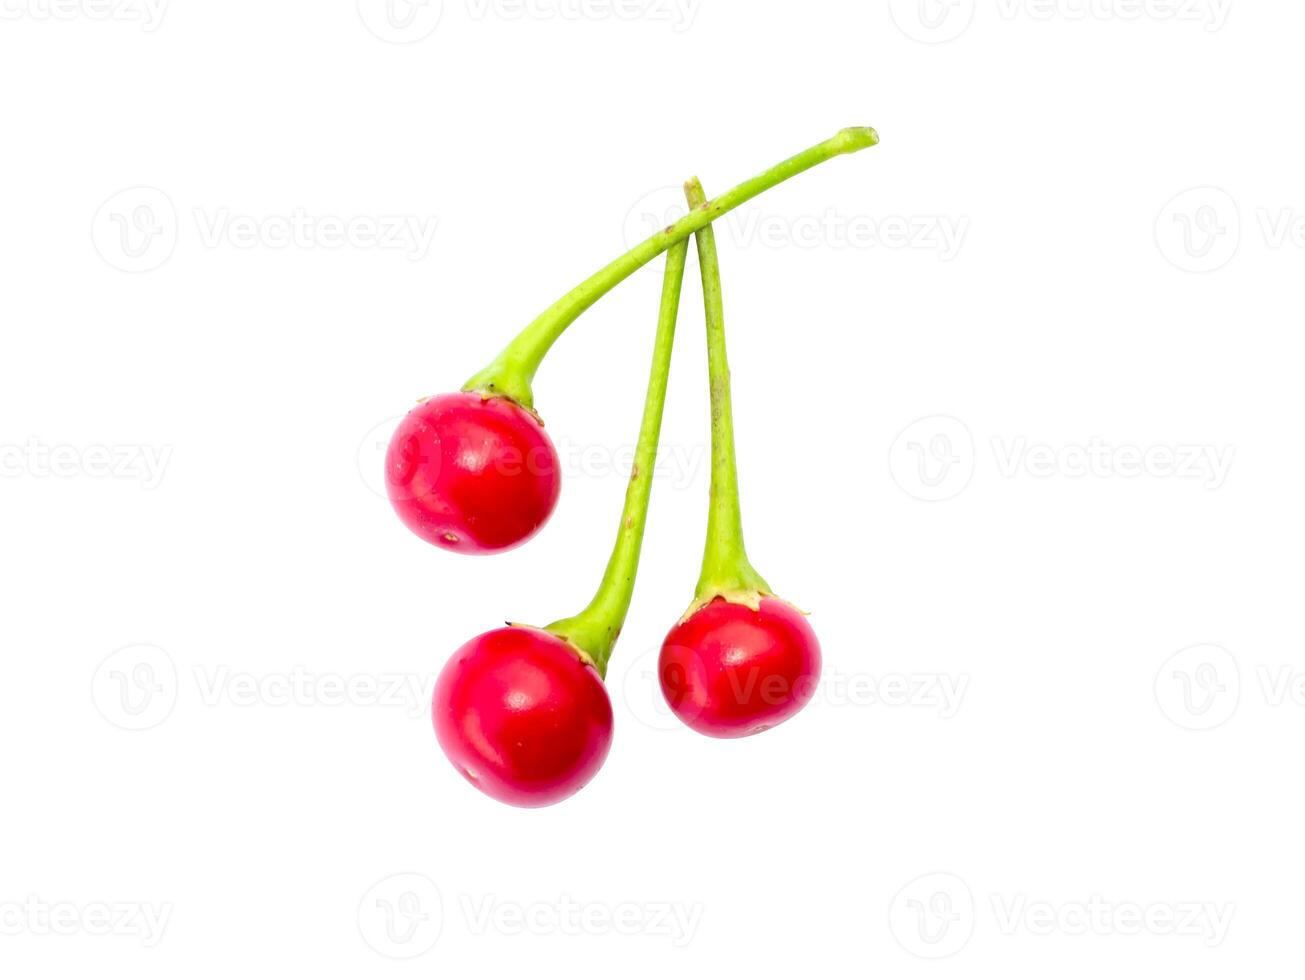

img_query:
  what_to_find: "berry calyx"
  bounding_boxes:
[385,392,560,555]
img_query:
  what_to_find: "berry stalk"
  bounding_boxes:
[545,236,690,675]
[464,127,879,410]
[683,177,771,609]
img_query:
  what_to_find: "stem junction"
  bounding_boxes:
[463,127,879,411]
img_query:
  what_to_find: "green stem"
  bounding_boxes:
[463,127,879,411]
[545,237,689,677]
[685,178,770,607]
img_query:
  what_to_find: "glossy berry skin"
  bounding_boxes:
[659,596,821,738]
[432,626,613,807]
[386,392,561,555]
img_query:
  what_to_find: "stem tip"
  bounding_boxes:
[836,126,880,152]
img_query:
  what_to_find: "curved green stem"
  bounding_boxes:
[545,237,689,677]
[463,127,879,411]
[684,178,770,610]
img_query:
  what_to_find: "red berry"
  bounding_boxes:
[432,626,613,807]
[385,392,560,555]
[659,596,821,738]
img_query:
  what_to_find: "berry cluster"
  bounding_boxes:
[385,129,879,806]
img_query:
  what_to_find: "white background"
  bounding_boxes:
[1,0,1301,976]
